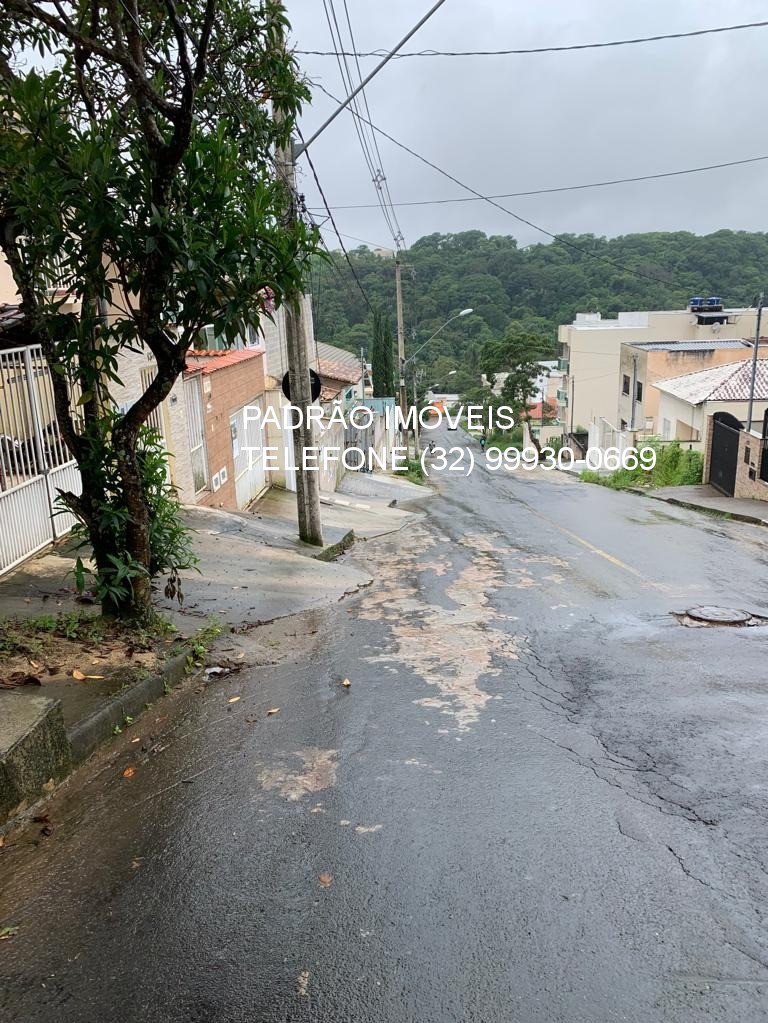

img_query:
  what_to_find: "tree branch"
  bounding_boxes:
[6,0,179,120]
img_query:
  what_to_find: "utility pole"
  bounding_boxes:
[569,376,575,435]
[395,258,408,450]
[630,353,638,431]
[746,292,764,434]
[274,29,322,546]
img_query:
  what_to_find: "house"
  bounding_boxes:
[558,299,765,432]
[183,348,268,511]
[616,339,768,435]
[653,359,768,449]
[316,341,366,404]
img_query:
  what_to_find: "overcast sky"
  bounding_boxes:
[287,0,768,252]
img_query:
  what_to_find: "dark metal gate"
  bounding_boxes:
[709,411,742,496]
[760,409,768,484]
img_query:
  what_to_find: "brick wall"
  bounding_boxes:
[192,353,265,511]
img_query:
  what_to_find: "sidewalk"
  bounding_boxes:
[0,478,424,822]
[643,484,768,526]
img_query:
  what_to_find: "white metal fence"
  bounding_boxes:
[0,344,82,576]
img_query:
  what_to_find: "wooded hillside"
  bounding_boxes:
[310,229,768,384]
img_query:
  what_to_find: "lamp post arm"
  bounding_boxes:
[402,312,463,369]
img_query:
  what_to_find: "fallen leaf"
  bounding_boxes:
[130,736,141,743]
[318,872,334,888]
[29,660,40,669]
[130,857,144,870]
[227,695,241,704]
[341,678,351,688]
[122,767,135,779]
[72,669,105,680]
[355,824,383,834]
[0,835,5,849]
[23,597,31,604]
[266,707,280,716]
[42,778,55,794]
[296,970,310,997]
[0,926,19,941]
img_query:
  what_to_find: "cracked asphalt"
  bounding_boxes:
[2,427,768,1022]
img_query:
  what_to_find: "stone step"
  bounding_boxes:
[0,692,71,821]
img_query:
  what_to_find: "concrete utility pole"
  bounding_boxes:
[746,292,764,434]
[274,30,322,546]
[395,258,408,447]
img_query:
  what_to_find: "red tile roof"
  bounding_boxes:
[184,349,261,375]
[527,399,559,420]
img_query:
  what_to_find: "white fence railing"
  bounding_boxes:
[0,344,82,576]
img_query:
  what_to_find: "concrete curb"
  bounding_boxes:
[312,529,356,563]
[67,651,190,765]
[625,487,768,527]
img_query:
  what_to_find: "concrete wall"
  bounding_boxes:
[559,307,765,431]
[261,295,316,381]
[618,345,766,434]
[657,393,768,450]
[703,415,768,501]
[112,346,195,502]
[0,256,20,304]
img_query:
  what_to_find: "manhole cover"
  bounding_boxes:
[685,606,752,625]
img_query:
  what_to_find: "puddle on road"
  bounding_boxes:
[357,524,520,730]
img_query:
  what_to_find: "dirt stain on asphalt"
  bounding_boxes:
[358,525,519,730]
[258,747,338,800]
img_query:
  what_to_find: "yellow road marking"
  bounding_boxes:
[554,523,644,578]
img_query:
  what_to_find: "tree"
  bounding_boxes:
[370,308,394,397]
[481,323,552,452]
[0,1,318,620]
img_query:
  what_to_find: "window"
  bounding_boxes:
[622,374,630,396]
[636,381,643,402]
[662,418,672,441]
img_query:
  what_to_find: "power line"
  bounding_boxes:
[305,153,768,211]
[299,129,374,312]
[296,19,768,58]
[320,0,405,251]
[340,0,405,249]
[308,82,696,288]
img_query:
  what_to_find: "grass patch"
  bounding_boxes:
[403,458,425,485]
[580,441,703,491]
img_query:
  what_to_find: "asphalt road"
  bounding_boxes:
[3,429,768,1022]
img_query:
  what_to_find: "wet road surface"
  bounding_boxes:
[2,430,768,1022]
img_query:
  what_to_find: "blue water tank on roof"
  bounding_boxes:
[690,296,703,308]
[707,296,722,307]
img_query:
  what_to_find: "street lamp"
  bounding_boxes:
[402,309,473,371]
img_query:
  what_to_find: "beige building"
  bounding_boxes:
[558,301,765,432]
[653,360,768,449]
[616,339,767,435]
